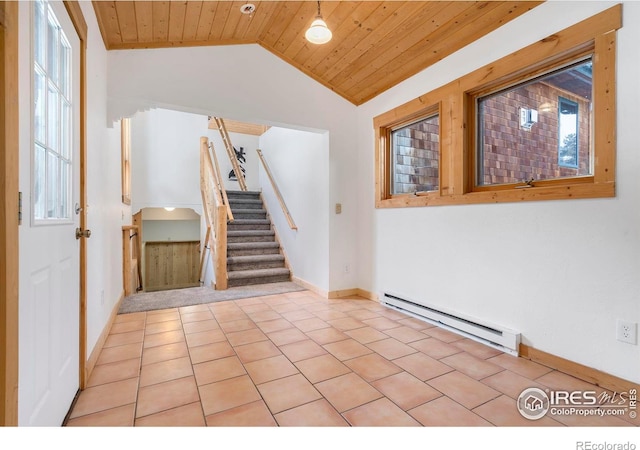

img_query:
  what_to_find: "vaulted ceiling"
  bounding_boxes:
[92,1,542,105]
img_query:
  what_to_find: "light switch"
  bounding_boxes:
[335,203,342,214]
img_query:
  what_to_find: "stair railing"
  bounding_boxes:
[208,141,234,223]
[122,225,143,295]
[256,149,298,230]
[200,136,229,290]
[213,117,248,192]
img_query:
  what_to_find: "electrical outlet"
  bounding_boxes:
[616,319,637,345]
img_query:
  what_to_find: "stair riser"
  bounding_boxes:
[227,273,291,288]
[228,260,286,271]
[228,223,271,231]
[229,202,263,210]
[227,248,281,257]
[227,195,262,202]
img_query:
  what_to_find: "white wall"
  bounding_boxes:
[108,44,359,292]
[259,127,330,292]
[130,107,261,213]
[209,128,261,193]
[130,108,206,214]
[142,221,200,242]
[141,207,200,221]
[356,1,640,383]
[82,1,130,361]
[140,207,201,243]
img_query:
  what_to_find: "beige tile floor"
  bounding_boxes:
[65,290,638,427]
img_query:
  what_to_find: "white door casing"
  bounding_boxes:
[18,0,80,426]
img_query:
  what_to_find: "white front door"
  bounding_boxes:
[18,0,81,426]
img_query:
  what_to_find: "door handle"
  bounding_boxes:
[75,228,91,240]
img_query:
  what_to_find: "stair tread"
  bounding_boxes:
[231,208,267,213]
[227,193,261,197]
[227,230,275,236]
[228,254,284,263]
[228,242,279,248]
[217,191,289,287]
[230,219,270,224]
[229,205,263,210]
[227,198,263,203]
[227,268,290,279]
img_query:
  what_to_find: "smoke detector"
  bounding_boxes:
[240,4,256,15]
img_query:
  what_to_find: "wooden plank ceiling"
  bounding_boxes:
[93,1,542,105]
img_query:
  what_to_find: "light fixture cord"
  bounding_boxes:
[317,0,321,17]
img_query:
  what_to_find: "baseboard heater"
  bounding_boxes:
[381,292,521,356]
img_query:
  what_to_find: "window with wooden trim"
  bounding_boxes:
[121,117,131,205]
[375,104,441,207]
[391,112,440,195]
[474,58,592,187]
[374,5,620,208]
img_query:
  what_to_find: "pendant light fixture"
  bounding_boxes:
[305,1,332,45]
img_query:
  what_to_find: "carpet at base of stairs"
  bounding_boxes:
[226,190,291,288]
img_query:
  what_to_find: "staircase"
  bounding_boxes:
[226,191,291,287]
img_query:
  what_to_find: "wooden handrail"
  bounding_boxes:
[198,226,211,285]
[256,149,297,230]
[202,138,223,208]
[122,225,142,294]
[200,136,228,289]
[208,142,234,223]
[213,117,248,191]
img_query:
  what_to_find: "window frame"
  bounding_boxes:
[374,5,620,208]
[389,109,441,196]
[32,0,74,224]
[557,96,580,169]
[375,102,443,208]
[467,50,596,193]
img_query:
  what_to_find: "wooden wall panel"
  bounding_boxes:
[144,241,200,292]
